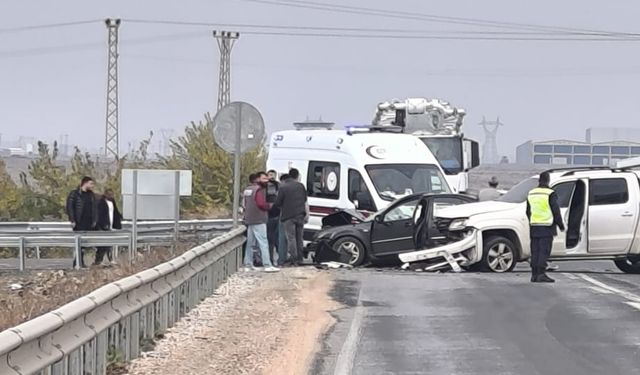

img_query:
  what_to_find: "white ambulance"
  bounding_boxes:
[266,124,452,241]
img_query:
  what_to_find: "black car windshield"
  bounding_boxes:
[497,177,538,203]
[366,164,450,201]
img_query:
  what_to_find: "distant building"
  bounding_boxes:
[516,126,640,166]
[516,139,640,166]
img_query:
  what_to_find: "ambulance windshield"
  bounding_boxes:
[419,137,463,175]
[366,164,450,201]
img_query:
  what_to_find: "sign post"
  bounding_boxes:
[212,101,265,227]
[130,170,138,265]
[173,170,181,253]
[232,104,242,226]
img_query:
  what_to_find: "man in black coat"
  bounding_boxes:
[266,170,281,265]
[65,176,98,268]
[95,189,123,265]
[272,168,309,266]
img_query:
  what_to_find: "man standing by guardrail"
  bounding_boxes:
[65,176,98,268]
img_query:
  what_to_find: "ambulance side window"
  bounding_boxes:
[307,161,340,200]
[348,170,376,212]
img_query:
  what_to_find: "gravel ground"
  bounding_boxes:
[0,245,193,331]
[127,267,335,375]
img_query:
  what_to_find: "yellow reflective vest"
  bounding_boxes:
[527,187,554,226]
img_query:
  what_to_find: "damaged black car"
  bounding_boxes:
[307,193,476,266]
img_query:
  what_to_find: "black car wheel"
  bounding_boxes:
[614,259,640,274]
[331,236,367,266]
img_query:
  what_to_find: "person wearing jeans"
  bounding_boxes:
[273,168,308,266]
[243,172,279,273]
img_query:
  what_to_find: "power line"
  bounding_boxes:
[0,19,101,34]
[124,18,640,41]
[237,30,640,42]
[0,31,207,59]
[125,18,630,37]
[236,0,640,38]
[4,19,640,61]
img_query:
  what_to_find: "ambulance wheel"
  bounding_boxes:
[614,259,640,274]
[481,236,517,273]
[332,237,366,267]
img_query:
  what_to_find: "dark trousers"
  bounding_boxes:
[94,247,113,264]
[530,236,553,277]
[72,227,89,268]
[72,249,86,268]
[283,216,305,264]
[267,217,280,264]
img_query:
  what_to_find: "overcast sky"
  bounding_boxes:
[2,0,640,158]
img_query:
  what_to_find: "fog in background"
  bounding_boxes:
[2,0,640,158]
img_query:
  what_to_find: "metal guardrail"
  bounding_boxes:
[0,226,246,375]
[0,219,235,272]
[0,219,234,232]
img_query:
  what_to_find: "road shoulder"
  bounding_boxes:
[126,267,336,375]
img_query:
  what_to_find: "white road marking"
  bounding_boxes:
[577,274,640,303]
[588,286,614,295]
[626,302,640,311]
[334,301,365,375]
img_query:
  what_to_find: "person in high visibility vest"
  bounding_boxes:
[526,172,565,283]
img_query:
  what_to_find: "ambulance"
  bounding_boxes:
[266,123,452,240]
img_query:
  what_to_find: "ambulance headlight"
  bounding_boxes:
[448,218,469,231]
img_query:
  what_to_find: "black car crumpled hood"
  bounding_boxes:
[321,208,367,227]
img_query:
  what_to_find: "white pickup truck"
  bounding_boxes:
[399,166,640,273]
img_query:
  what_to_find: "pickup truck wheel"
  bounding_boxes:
[332,237,366,267]
[614,259,640,274]
[482,236,517,273]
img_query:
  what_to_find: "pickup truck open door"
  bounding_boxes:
[551,179,589,256]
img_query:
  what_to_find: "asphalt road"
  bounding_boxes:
[312,261,640,375]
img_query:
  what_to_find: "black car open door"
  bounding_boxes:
[413,195,476,250]
[370,198,421,256]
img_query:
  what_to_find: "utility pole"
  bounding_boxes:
[160,128,175,156]
[479,116,503,165]
[59,134,69,157]
[105,18,121,159]
[213,31,239,111]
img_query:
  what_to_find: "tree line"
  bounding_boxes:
[0,114,265,221]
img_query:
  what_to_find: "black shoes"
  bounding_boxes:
[531,274,555,283]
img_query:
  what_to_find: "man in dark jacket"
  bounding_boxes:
[95,189,123,265]
[66,176,98,268]
[276,173,289,266]
[273,168,308,266]
[266,170,281,265]
[526,171,565,283]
